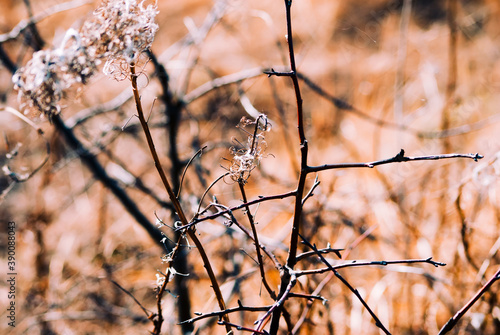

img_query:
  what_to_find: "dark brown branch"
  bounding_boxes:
[256,266,297,332]
[179,303,272,325]
[307,149,483,173]
[299,234,392,335]
[288,292,327,303]
[438,268,500,334]
[218,320,269,334]
[178,146,206,198]
[295,247,343,263]
[295,257,445,277]
[22,0,45,50]
[66,88,134,128]
[239,182,277,300]
[177,190,297,229]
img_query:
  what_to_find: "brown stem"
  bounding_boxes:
[179,189,297,229]
[152,233,184,334]
[439,268,500,334]
[269,1,308,333]
[129,64,231,333]
[238,182,277,300]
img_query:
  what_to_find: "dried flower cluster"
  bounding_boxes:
[13,0,159,117]
[82,0,159,80]
[12,29,97,116]
[227,115,271,184]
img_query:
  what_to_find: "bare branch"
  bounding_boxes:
[179,303,271,325]
[296,247,343,263]
[307,149,483,173]
[438,268,500,334]
[129,63,232,333]
[295,257,446,277]
[178,190,297,229]
[299,234,392,335]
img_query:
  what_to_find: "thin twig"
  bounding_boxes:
[152,233,184,334]
[238,182,277,300]
[107,278,151,319]
[301,175,320,205]
[438,268,500,334]
[299,234,392,335]
[295,257,445,277]
[295,247,343,263]
[179,303,272,325]
[294,71,417,134]
[292,221,379,334]
[192,172,230,220]
[178,189,297,229]
[307,149,483,173]
[218,320,269,334]
[296,69,500,139]
[178,146,207,198]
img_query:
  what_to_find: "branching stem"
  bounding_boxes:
[129,64,231,334]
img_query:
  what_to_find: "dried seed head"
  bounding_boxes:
[227,115,271,184]
[12,32,97,118]
[13,0,159,117]
[82,0,159,78]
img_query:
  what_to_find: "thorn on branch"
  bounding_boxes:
[264,68,294,77]
[395,149,406,161]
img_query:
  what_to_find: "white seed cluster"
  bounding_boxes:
[228,116,270,184]
[13,0,159,117]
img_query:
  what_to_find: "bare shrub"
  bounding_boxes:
[1,0,500,334]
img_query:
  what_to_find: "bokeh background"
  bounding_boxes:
[1,0,500,334]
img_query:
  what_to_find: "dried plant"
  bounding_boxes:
[12,0,158,117]
[225,115,271,184]
[2,0,500,335]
